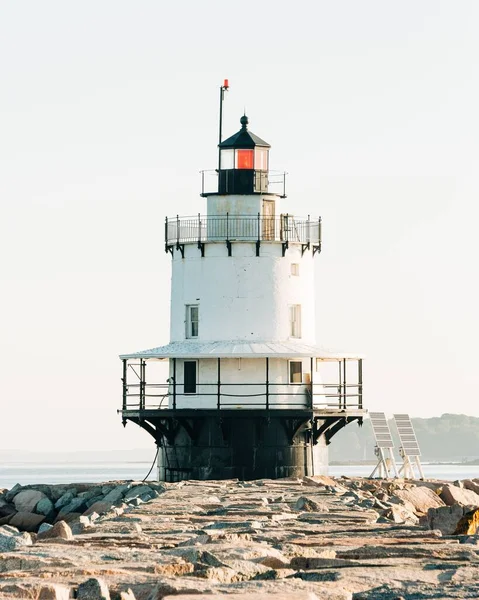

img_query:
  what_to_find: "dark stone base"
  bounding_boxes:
[155,413,328,482]
[122,408,363,483]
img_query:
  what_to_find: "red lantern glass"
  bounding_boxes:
[236,149,254,169]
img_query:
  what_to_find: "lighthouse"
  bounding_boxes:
[120,88,365,482]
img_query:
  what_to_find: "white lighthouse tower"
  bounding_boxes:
[120,90,365,481]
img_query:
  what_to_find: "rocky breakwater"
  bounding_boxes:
[1,476,479,599]
[0,481,165,537]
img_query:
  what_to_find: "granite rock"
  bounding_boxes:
[77,578,110,600]
[38,520,73,541]
[12,490,47,513]
[0,525,32,551]
[440,484,479,507]
[9,511,46,532]
[36,497,55,516]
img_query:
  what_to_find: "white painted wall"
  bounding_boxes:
[207,194,284,217]
[167,357,325,410]
[170,242,316,343]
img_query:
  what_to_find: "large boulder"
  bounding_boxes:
[57,496,87,516]
[440,484,479,507]
[37,584,71,600]
[454,508,479,535]
[0,524,33,551]
[463,480,479,496]
[123,485,155,502]
[13,489,47,513]
[5,483,22,502]
[55,512,83,525]
[0,503,17,519]
[427,504,472,535]
[77,577,110,600]
[38,520,73,541]
[393,486,445,514]
[383,504,419,525]
[102,484,130,504]
[294,496,327,512]
[9,511,46,532]
[55,491,76,509]
[0,513,15,526]
[83,501,115,517]
[36,497,55,516]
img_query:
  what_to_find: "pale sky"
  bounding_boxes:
[1,1,478,452]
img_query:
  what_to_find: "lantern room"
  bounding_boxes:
[217,115,271,195]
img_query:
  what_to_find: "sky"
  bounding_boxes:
[1,0,478,452]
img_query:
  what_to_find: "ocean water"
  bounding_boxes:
[1,462,478,490]
[0,462,155,490]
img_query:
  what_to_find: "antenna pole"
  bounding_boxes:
[218,79,229,170]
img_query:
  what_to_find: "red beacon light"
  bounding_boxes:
[223,79,229,90]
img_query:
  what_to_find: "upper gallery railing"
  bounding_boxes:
[165,214,321,248]
[200,169,288,197]
[121,381,363,412]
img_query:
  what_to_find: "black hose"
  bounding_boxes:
[142,445,160,482]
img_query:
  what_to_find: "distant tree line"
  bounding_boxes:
[329,414,479,463]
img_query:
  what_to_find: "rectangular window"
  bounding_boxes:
[289,304,301,338]
[235,149,254,169]
[289,360,303,384]
[254,147,268,171]
[291,263,299,276]
[184,361,197,394]
[220,149,234,169]
[186,305,199,338]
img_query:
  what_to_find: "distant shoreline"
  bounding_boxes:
[330,460,479,466]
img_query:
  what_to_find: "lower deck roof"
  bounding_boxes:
[119,340,363,360]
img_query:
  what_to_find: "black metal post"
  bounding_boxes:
[256,212,261,256]
[226,212,232,256]
[217,358,221,409]
[176,215,180,247]
[218,81,228,170]
[358,359,363,409]
[310,357,314,409]
[140,359,145,410]
[265,357,269,409]
[342,359,347,409]
[164,217,168,253]
[173,358,177,410]
[122,359,127,411]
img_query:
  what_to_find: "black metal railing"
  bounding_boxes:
[165,214,321,247]
[200,169,287,197]
[121,381,363,412]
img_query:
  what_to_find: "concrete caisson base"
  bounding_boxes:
[154,412,329,482]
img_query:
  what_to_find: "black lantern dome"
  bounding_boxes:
[218,115,271,195]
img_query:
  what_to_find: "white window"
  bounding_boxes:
[254,147,269,171]
[289,304,301,338]
[291,263,299,276]
[289,360,303,384]
[220,149,234,169]
[186,305,199,338]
